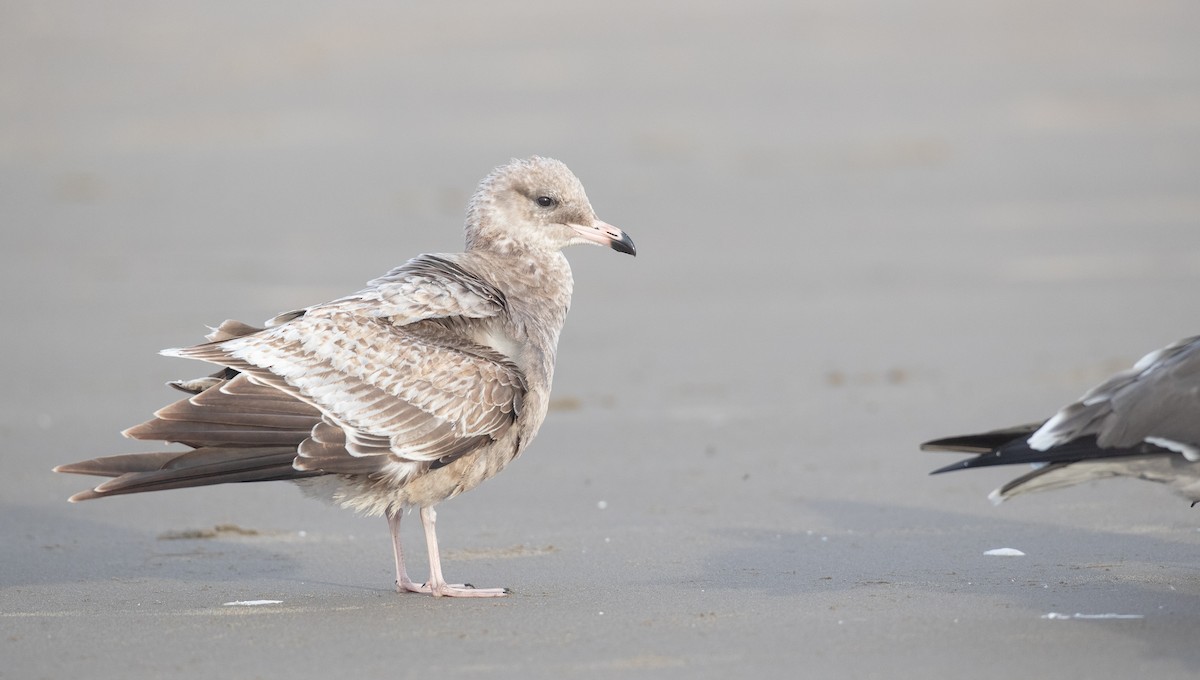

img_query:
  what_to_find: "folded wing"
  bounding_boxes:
[58,254,526,500]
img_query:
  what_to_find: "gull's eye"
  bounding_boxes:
[536,195,556,208]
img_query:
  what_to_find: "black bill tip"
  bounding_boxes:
[610,232,636,256]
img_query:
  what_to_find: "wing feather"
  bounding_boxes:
[1028,336,1200,451]
[925,336,1200,504]
[266,254,507,327]
[167,310,525,469]
[70,252,526,498]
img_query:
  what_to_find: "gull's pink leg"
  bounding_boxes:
[420,506,508,598]
[387,510,431,594]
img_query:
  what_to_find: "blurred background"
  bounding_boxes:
[3,1,1200,678]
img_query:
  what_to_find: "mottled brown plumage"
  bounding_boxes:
[55,157,636,597]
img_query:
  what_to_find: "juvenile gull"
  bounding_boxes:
[55,157,636,597]
[923,335,1200,505]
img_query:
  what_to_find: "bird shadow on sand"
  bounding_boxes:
[0,501,312,590]
[696,498,1200,596]
[692,497,1200,669]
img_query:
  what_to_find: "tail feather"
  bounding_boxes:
[205,319,265,342]
[122,419,314,448]
[924,422,1188,503]
[990,462,1076,502]
[54,452,189,478]
[926,427,1173,476]
[58,365,328,502]
[988,455,1200,503]
[120,373,321,448]
[149,399,320,429]
[197,374,308,403]
[69,446,312,502]
[920,424,1041,454]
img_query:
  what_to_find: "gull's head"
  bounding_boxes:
[465,157,635,257]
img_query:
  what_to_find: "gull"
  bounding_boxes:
[55,157,636,597]
[923,335,1200,504]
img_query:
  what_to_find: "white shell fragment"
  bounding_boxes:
[983,548,1025,556]
[1042,612,1144,620]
